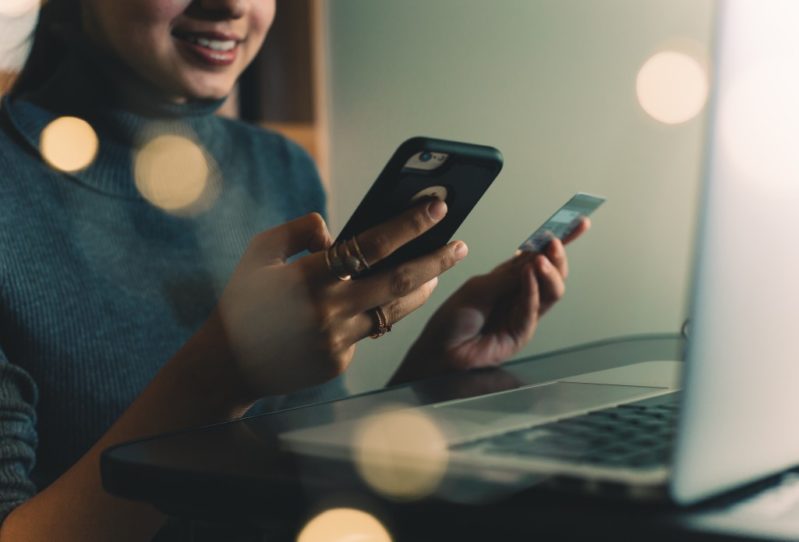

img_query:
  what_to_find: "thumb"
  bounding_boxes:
[247,213,332,267]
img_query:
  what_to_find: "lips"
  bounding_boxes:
[172,30,243,67]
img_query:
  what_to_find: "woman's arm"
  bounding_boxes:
[2,202,465,542]
[0,312,248,542]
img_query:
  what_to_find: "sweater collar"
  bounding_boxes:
[3,37,229,199]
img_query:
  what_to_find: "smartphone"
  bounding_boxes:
[336,137,503,275]
[517,192,605,253]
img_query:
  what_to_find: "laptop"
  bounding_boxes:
[282,0,799,505]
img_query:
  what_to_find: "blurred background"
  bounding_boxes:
[0,0,715,394]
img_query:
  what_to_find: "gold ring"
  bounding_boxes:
[338,239,365,276]
[327,237,370,279]
[325,243,351,280]
[370,306,392,339]
[349,235,370,272]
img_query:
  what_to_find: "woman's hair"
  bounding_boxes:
[10,0,82,97]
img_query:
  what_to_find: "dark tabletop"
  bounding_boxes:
[102,334,799,541]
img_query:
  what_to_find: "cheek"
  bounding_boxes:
[249,1,277,47]
[91,1,188,48]
[90,0,189,27]
[139,0,192,20]
[129,1,191,52]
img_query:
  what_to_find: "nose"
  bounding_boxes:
[188,0,246,20]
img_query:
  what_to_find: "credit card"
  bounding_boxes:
[518,192,605,253]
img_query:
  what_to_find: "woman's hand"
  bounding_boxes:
[390,218,590,385]
[213,199,467,400]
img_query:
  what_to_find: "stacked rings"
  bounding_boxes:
[325,236,370,280]
[323,236,391,338]
[325,242,351,280]
[349,236,370,273]
[370,306,392,339]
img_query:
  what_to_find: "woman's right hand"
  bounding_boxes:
[214,198,467,400]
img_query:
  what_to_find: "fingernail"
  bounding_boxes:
[427,276,439,289]
[453,241,468,259]
[428,199,447,221]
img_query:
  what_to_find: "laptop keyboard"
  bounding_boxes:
[453,392,680,469]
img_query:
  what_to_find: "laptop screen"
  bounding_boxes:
[672,0,799,504]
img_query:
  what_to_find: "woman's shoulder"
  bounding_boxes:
[210,116,327,217]
[0,104,40,193]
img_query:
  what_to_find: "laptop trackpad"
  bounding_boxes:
[429,382,665,441]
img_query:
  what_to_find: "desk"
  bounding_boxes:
[101,335,799,541]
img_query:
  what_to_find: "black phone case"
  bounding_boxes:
[336,136,503,276]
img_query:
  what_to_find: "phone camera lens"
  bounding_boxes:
[419,152,432,162]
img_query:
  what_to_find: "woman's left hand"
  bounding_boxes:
[390,218,590,384]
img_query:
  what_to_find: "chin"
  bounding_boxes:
[184,81,235,101]
[169,70,238,102]
[188,88,232,102]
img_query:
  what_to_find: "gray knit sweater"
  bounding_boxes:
[0,46,345,522]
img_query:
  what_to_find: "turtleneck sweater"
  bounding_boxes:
[0,41,346,522]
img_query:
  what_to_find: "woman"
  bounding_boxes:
[0,0,588,540]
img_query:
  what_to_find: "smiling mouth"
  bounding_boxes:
[172,30,244,67]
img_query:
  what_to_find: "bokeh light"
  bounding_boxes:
[636,51,708,124]
[353,405,449,501]
[297,508,391,542]
[39,116,99,173]
[134,134,212,213]
[0,0,40,17]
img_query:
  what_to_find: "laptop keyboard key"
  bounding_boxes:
[468,393,680,469]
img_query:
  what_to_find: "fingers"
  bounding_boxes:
[347,278,440,342]
[545,238,568,279]
[510,263,541,343]
[342,239,468,314]
[534,254,566,311]
[510,230,571,280]
[247,213,332,266]
[562,217,591,245]
[352,199,448,268]
[303,198,448,285]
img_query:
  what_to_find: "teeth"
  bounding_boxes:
[185,35,237,52]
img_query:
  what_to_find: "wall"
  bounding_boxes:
[323,0,715,393]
